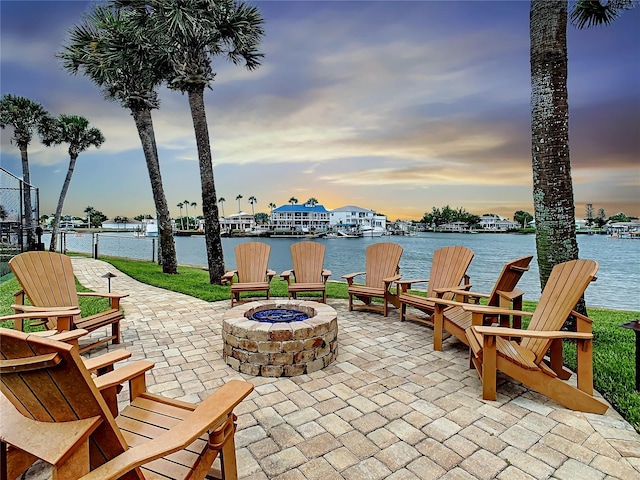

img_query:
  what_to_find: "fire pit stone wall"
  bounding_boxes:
[222,300,338,377]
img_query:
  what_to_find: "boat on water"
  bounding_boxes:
[145,224,158,237]
[325,230,360,238]
[360,226,385,237]
[134,222,158,238]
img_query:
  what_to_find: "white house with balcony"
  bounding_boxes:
[219,211,255,233]
[439,221,470,232]
[270,203,331,232]
[329,206,387,232]
[479,214,520,231]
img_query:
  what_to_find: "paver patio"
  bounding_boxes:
[26,256,640,479]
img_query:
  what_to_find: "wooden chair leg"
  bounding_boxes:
[482,335,497,401]
[433,305,444,351]
[112,322,120,345]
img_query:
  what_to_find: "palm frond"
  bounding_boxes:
[571,0,636,29]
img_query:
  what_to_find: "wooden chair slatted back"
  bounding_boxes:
[235,242,270,283]
[427,246,474,298]
[488,255,533,306]
[364,242,403,288]
[291,242,326,284]
[0,328,134,475]
[9,252,79,308]
[522,259,598,361]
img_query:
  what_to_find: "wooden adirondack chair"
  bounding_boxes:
[0,312,132,379]
[221,242,276,307]
[429,255,533,351]
[342,242,403,317]
[281,242,331,302]
[9,251,127,353]
[464,259,607,414]
[397,245,475,326]
[0,329,254,480]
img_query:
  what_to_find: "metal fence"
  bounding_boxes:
[1,167,40,275]
[57,231,158,263]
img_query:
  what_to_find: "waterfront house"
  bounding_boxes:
[439,221,470,232]
[606,221,640,238]
[479,214,520,231]
[101,219,143,230]
[219,211,255,233]
[330,206,387,233]
[270,203,331,232]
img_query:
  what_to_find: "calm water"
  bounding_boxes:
[50,232,639,311]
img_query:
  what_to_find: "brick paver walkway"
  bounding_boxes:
[67,257,640,479]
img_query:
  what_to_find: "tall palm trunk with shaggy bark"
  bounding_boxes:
[187,87,225,282]
[131,108,178,273]
[530,1,581,301]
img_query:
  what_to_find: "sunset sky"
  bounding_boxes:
[1,0,638,222]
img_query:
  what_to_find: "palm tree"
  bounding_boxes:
[248,196,257,217]
[530,0,634,313]
[289,196,298,230]
[0,94,49,247]
[40,114,104,251]
[58,4,178,273]
[218,197,226,217]
[183,199,190,230]
[119,0,265,283]
[306,198,318,207]
[84,206,95,229]
[268,202,276,224]
[177,202,184,229]
[236,194,243,215]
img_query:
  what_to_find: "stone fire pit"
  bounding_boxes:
[222,300,338,377]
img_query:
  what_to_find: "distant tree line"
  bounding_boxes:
[421,206,481,227]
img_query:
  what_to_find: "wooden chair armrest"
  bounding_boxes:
[495,288,525,302]
[426,297,475,308]
[280,269,293,279]
[396,279,429,286]
[342,271,365,286]
[11,304,77,313]
[12,289,26,305]
[1,395,101,467]
[383,274,402,284]
[221,270,237,285]
[461,304,534,317]
[37,329,89,349]
[396,279,428,293]
[1,309,81,321]
[442,288,489,299]
[571,309,593,329]
[473,325,593,340]
[93,360,155,391]
[78,380,254,480]
[45,329,88,342]
[266,269,276,281]
[2,310,82,332]
[83,350,132,374]
[322,270,331,281]
[342,271,365,280]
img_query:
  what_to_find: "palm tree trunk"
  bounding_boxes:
[20,147,34,248]
[187,87,225,283]
[131,108,178,274]
[530,0,584,318]
[49,154,78,252]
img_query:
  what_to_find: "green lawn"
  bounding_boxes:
[1,256,638,431]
